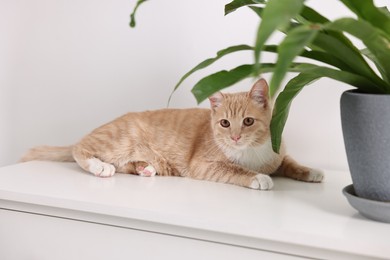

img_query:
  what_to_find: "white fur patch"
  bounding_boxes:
[307,168,324,182]
[87,158,116,177]
[223,138,279,172]
[249,174,274,190]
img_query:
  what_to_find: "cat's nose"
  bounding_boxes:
[231,135,241,142]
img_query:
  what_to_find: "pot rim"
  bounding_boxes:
[343,89,390,97]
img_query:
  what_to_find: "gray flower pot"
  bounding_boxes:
[340,90,390,202]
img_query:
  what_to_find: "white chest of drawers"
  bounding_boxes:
[0,161,389,259]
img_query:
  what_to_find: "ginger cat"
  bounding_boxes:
[21,79,323,190]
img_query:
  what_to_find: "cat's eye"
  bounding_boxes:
[220,119,230,128]
[243,117,255,126]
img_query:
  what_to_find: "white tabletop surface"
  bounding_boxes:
[0,161,389,259]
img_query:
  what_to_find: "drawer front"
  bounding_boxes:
[0,209,298,260]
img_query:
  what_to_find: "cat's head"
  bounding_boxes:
[209,78,272,150]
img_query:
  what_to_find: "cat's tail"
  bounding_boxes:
[20,145,75,162]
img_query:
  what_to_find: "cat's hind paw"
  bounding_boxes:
[136,165,157,177]
[249,174,273,190]
[88,158,116,177]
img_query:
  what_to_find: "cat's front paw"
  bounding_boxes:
[249,174,273,190]
[306,168,324,182]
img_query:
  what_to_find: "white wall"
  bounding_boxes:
[1,0,386,170]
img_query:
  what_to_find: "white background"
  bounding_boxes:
[1,0,387,170]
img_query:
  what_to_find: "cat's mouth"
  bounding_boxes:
[216,137,249,150]
[228,140,248,150]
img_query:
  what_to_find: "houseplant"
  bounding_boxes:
[130,1,390,202]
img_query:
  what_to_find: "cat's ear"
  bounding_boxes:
[208,92,224,110]
[249,78,269,107]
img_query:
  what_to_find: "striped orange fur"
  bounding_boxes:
[21,79,323,189]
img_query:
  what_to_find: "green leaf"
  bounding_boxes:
[270,73,320,153]
[249,6,264,18]
[191,62,323,104]
[254,0,305,68]
[361,48,389,83]
[339,0,390,35]
[299,5,355,49]
[129,0,148,28]
[271,73,319,153]
[300,5,329,24]
[380,6,390,18]
[270,64,384,153]
[299,50,352,72]
[171,41,351,104]
[294,64,383,91]
[250,6,302,33]
[269,25,319,97]
[256,5,382,86]
[312,32,386,90]
[191,65,255,104]
[249,6,301,32]
[251,4,358,58]
[261,45,352,73]
[169,45,254,104]
[225,0,266,16]
[325,18,390,92]
[263,44,356,73]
